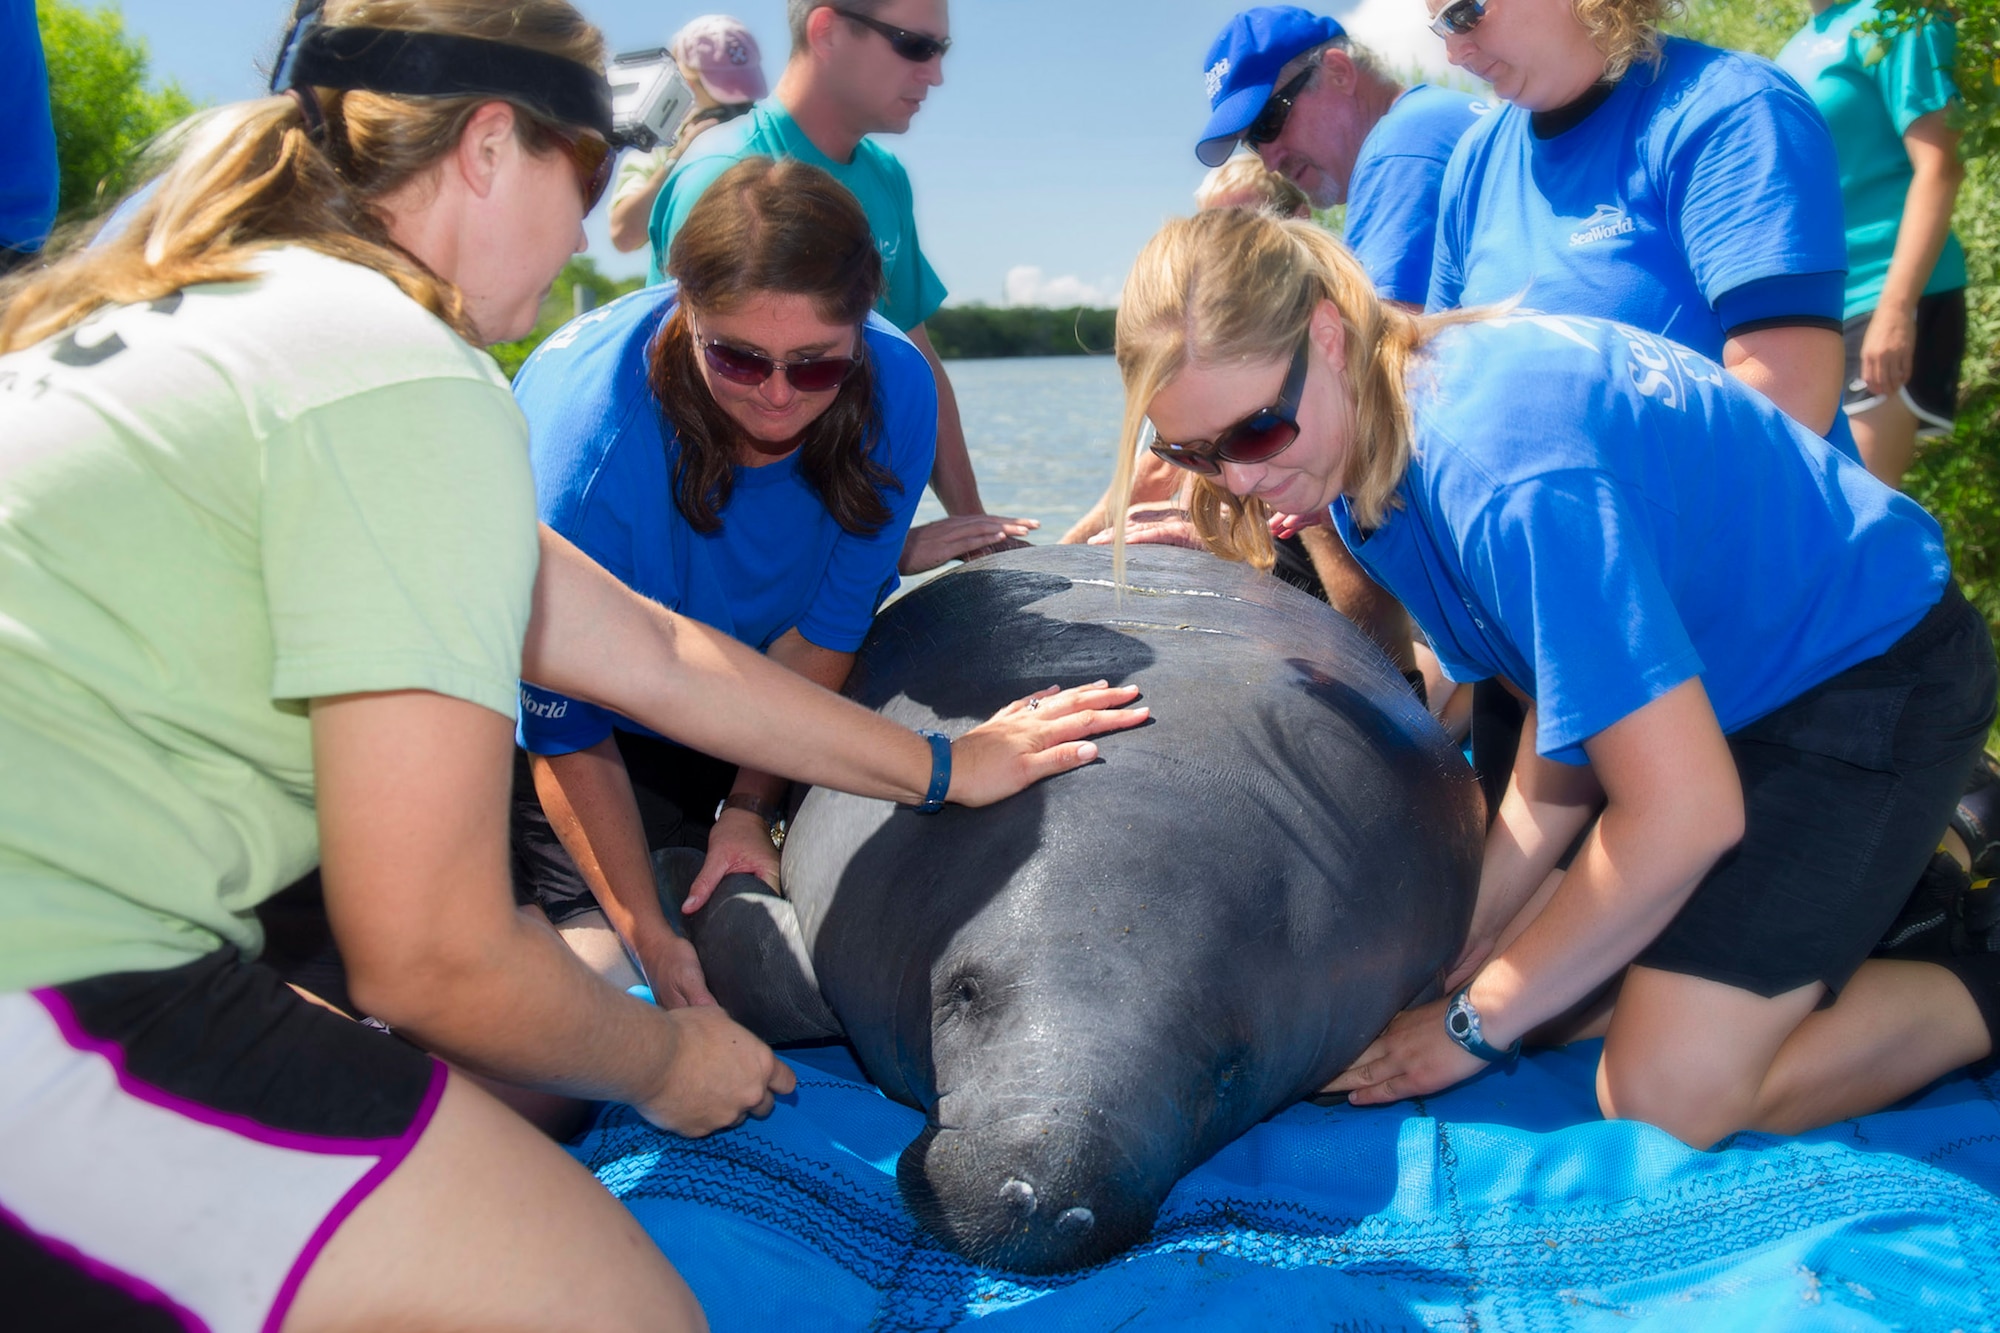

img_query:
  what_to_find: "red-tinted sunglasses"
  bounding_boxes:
[546,125,614,212]
[700,334,861,394]
[1149,331,1312,476]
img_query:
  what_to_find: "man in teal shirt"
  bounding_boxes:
[651,1,1018,558]
[1778,0,1967,486]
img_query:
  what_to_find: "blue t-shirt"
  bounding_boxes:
[1344,85,1489,306]
[511,285,938,756]
[2,0,59,254]
[647,99,948,333]
[1427,38,1848,363]
[1334,314,1946,765]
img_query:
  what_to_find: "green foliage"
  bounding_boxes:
[486,257,648,380]
[1668,0,1807,58]
[1872,0,2000,157]
[36,0,197,222]
[923,305,1118,360]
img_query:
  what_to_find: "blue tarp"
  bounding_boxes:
[572,1041,2000,1331]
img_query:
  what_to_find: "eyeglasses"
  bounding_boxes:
[1149,331,1312,476]
[1245,67,1316,150]
[832,7,951,62]
[545,125,614,212]
[699,334,861,393]
[1429,0,1489,38]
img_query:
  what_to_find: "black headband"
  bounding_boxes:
[270,7,614,140]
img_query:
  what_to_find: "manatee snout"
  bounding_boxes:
[897,1114,1161,1274]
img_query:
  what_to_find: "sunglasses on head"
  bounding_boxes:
[1244,66,1317,151]
[699,333,861,394]
[1429,0,1489,38]
[832,7,951,62]
[544,124,614,212]
[1150,330,1312,477]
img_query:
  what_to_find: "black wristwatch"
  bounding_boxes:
[1444,986,1521,1065]
[715,793,785,848]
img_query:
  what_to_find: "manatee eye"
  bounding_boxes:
[950,975,980,1008]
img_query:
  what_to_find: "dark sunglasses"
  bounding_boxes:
[832,7,951,62]
[700,335,861,394]
[1150,331,1312,477]
[1245,66,1316,150]
[545,125,614,212]
[1429,0,1489,38]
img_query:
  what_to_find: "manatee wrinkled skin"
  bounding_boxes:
[677,544,1483,1274]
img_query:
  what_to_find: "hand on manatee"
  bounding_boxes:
[1320,996,1490,1105]
[636,1004,795,1137]
[1266,507,1327,541]
[900,515,1040,575]
[636,930,716,1009]
[945,681,1148,807]
[682,809,781,915]
[1085,502,1202,550]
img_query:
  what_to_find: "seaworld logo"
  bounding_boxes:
[1205,57,1230,101]
[1569,204,1636,247]
[520,688,568,720]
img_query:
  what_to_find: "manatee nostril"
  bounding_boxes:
[999,1178,1037,1217]
[1056,1206,1095,1235]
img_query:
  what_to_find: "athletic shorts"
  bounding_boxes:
[1,949,444,1332]
[511,730,737,925]
[1639,583,1998,998]
[1841,288,1967,435]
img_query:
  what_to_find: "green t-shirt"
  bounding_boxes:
[1777,0,1965,320]
[646,98,948,332]
[0,247,539,992]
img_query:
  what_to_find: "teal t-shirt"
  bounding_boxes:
[646,99,947,332]
[1777,0,1966,319]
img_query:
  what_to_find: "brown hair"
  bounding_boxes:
[0,0,604,355]
[652,155,894,535]
[1574,0,1684,81]
[1111,209,1483,581]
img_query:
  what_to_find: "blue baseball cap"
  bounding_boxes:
[1196,7,1346,167]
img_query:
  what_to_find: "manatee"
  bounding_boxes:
[671,543,1484,1274]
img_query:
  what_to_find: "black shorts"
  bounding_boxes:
[1,950,444,1332]
[511,730,738,924]
[1639,584,1998,998]
[1841,288,1967,433]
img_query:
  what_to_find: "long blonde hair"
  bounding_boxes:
[1110,210,1449,582]
[1574,0,1684,82]
[0,0,604,354]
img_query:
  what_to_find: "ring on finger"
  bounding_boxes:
[1028,697,1041,710]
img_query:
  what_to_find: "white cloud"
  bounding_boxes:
[1001,265,1123,309]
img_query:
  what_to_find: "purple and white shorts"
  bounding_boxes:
[0,949,444,1332]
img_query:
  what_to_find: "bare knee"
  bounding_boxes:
[1596,1051,1752,1150]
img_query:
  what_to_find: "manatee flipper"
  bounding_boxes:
[651,847,842,1045]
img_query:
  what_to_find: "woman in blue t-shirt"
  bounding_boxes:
[1112,207,1998,1147]
[1778,0,1968,486]
[511,156,949,1006]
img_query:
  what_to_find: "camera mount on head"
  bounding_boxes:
[269,0,617,144]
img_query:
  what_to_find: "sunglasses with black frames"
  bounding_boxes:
[832,7,951,62]
[1149,330,1312,477]
[1429,0,1489,38]
[544,124,615,212]
[698,333,862,394]
[1244,66,1316,151]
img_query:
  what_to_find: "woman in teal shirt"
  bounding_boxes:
[1779,0,1968,486]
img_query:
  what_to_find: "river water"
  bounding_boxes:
[910,355,1128,543]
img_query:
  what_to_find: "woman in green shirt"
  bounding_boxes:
[0,2,1140,1328]
[1778,0,1969,486]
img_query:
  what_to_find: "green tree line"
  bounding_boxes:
[922,305,1117,360]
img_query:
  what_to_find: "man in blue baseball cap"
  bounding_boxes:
[1196,5,1484,309]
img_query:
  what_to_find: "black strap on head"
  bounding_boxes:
[269,2,613,140]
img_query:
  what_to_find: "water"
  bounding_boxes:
[912,355,1129,543]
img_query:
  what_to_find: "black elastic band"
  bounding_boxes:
[1722,315,1844,339]
[273,20,612,139]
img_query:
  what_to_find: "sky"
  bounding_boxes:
[112,0,1463,306]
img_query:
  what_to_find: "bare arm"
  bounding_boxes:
[522,525,1146,806]
[1861,110,1966,397]
[906,323,985,517]
[606,163,670,254]
[315,689,792,1133]
[1330,678,1745,1102]
[1062,448,1185,545]
[1723,325,1845,437]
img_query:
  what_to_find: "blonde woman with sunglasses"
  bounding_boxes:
[1112,207,1998,1154]
[0,4,1140,1326]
